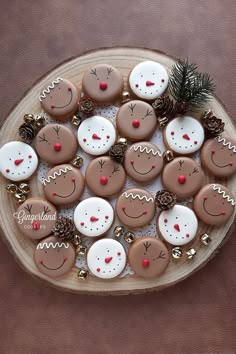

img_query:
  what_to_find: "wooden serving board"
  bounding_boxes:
[0,48,235,295]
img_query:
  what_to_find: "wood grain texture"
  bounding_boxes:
[0,47,235,295]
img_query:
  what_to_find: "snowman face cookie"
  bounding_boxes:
[39,78,80,120]
[157,205,198,246]
[15,197,57,240]
[35,124,78,165]
[162,157,204,199]
[87,239,127,279]
[43,164,85,206]
[129,61,169,100]
[124,142,163,183]
[164,116,204,155]
[116,100,157,141]
[116,188,155,228]
[0,141,38,182]
[82,64,123,103]
[128,237,170,279]
[34,236,76,277]
[201,135,236,178]
[85,156,126,197]
[73,197,114,237]
[193,183,235,225]
[77,116,116,156]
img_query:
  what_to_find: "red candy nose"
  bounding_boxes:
[90,216,99,222]
[142,259,150,267]
[105,257,113,264]
[146,80,155,86]
[132,120,140,128]
[182,134,190,140]
[14,159,24,166]
[54,143,62,151]
[100,176,108,185]
[100,81,107,90]
[174,224,180,232]
[32,221,40,230]
[92,133,101,140]
[178,175,186,184]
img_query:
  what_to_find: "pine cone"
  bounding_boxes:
[152,96,175,118]
[18,122,36,142]
[79,97,96,116]
[155,190,177,210]
[52,216,76,241]
[174,101,189,115]
[109,143,126,163]
[201,110,224,138]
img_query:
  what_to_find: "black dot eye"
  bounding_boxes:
[57,249,60,252]
[138,154,140,157]
[59,87,60,90]
[148,156,150,159]
[19,152,21,155]
[50,96,52,98]
[9,158,12,161]
[85,212,88,215]
[97,257,100,260]
[44,250,47,254]
[54,182,56,185]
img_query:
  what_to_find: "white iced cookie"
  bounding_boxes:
[77,116,116,155]
[129,61,169,100]
[157,205,198,246]
[73,197,114,237]
[0,141,38,181]
[87,238,127,279]
[164,116,204,155]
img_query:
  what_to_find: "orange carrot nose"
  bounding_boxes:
[174,224,180,232]
[92,134,101,140]
[90,216,99,222]
[14,159,24,166]
[182,134,190,140]
[105,257,113,264]
[146,80,155,86]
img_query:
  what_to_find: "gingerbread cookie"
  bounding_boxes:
[39,78,80,120]
[85,156,126,197]
[0,141,38,182]
[164,116,205,155]
[34,235,76,277]
[128,237,169,279]
[162,157,204,199]
[116,188,155,228]
[87,239,126,279]
[82,64,123,104]
[77,116,117,156]
[74,197,114,237]
[193,183,235,225]
[35,124,78,165]
[157,205,198,246]
[201,135,236,178]
[128,61,169,100]
[14,197,57,240]
[116,100,157,141]
[43,164,84,206]
[124,142,163,183]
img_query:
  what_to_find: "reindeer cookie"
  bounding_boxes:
[128,237,169,278]
[0,141,38,182]
[82,64,123,104]
[193,183,235,225]
[201,135,236,178]
[116,100,157,141]
[124,142,163,183]
[43,164,84,206]
[87,239,127,279]
[116,188,155,228]
[39,78,80,120]
[35,124,78,165]
[34,235,76,277]
[85,156,126,197]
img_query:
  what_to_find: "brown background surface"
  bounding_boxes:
[0,1,235,353]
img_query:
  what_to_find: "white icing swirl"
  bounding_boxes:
[217,136,236,152]
[39,78,63,101]
[122,191,154,202]
[37,242,69,250]
[43,166,72,185]
[210,184,236,205]
[130,145,162,156]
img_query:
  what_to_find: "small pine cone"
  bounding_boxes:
[19,122,36,142]
[152,96,175,118]
[201,110,224,138]
[52,216,76,241]
[155,190,177,210]
[109,143,126,163]
[79,97,96,116]
[174,101,189,115]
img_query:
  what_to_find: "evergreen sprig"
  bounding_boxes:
[169,59,215,111]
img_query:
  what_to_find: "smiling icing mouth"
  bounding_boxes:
[52,90,73,109]
[122,209,145,219]
[203,199,223,217]
[41,259,66,270]
[54,181,76,198]
[211,152,232,168]
[131,163,153,175]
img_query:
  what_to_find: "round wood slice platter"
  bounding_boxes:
[0,47,235,295]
